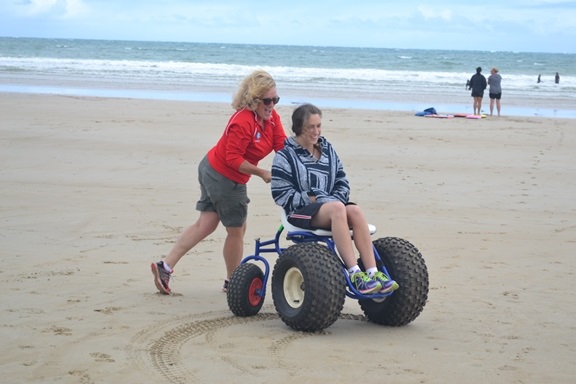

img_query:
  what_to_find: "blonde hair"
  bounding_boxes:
[231,70,276,111]
[492,67,499,73]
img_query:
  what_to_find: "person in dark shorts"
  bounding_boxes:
[271,103,399,295]
[151,70,287,294]
[488,67,502,116]
[469,67,487,115]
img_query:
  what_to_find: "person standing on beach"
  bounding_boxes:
[555,72,560,84]
[488,67,502,116]
[469,67,487,116]
[271,103,398,294]
[151,70,287,294]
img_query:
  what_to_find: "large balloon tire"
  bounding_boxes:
[227,263,265,317]
[272,243,346,332]
[359,237,429,326]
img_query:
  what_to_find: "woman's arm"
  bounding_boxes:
[239,161,271,183]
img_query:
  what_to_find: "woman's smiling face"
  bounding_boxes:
[255,87,279,121]
[300,113,322,146]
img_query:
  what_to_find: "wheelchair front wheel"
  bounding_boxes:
[272,242,346,332]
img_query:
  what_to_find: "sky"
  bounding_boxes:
[1,0,575,53]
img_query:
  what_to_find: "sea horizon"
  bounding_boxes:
[3,35,576,55]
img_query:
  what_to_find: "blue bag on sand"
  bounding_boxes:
[415,107,437,116]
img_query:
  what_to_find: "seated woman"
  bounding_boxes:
[271,103,398,294]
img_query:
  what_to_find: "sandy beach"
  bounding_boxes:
[1,92,575,383]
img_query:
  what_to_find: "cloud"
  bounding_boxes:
[417,5,453,21]
[10,0,88,18]
[64,0,88,17]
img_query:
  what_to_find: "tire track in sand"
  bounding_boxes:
[127,308,367,383]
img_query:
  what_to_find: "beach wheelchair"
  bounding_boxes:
[226,212,429,332]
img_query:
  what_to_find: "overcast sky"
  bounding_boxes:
[1,0,575,53]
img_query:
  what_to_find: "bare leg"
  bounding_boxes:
[496,99,501,116]
[473,97,481,115]
[490,99,495,115]
[164,211,220,269]
[345,205,376,270]
[223,223,246,279]
[311,202,376,269]
[310,202,354,267]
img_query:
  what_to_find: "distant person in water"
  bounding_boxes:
[469,67,487,115]
[466,79,470,90]
[555,72,560,84]
[488,67,502,116]
[537,74,541,83]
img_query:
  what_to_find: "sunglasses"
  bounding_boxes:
[260,96,280,106]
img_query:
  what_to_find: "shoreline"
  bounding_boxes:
[1,82,576,119]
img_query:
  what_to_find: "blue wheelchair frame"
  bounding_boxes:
[239,222,396,302]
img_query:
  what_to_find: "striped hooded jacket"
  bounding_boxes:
[271,136,350,215]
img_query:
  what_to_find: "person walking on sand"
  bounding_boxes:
[469,67,487,116]
[151,70,287,295]
[488,67,502,116]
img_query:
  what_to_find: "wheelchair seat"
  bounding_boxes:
[280,209,376,237]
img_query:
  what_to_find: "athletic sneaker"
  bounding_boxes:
[372,271,400,294]
[151,261,172,294]
[351,272,381,294]
[222,279,229,293]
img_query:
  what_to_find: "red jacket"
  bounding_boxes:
[207,108,286,184]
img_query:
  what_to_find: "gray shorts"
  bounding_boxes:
[196,156,249,227]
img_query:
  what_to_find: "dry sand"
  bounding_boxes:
[1,93,575,383]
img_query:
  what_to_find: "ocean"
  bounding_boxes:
[1,37,575,118]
